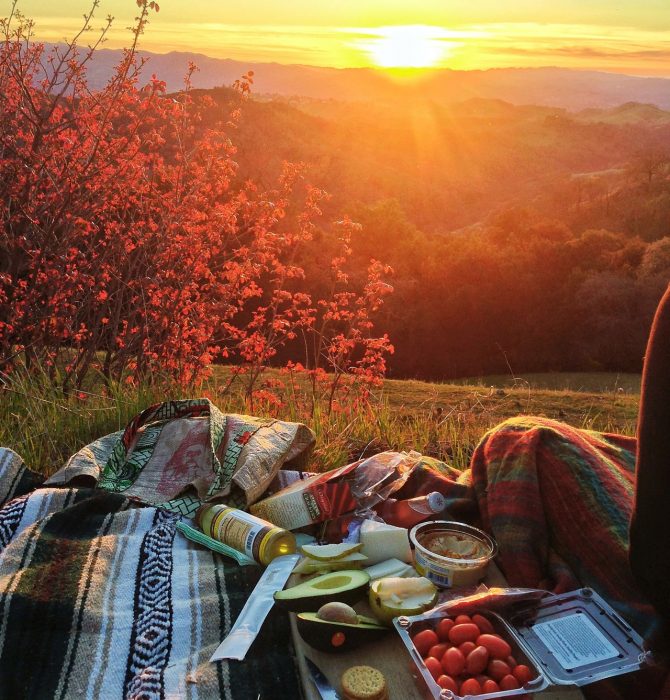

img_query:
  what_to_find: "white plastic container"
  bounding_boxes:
[394,588,650,700]
[410,521,497,588]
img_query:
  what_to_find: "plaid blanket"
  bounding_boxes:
[0,399,315,700]
[470,416,660,640]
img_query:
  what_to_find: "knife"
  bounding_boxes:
[305,657,340,700]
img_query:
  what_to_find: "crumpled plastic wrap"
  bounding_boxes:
[435,584,552,615]
[349,450,423,509]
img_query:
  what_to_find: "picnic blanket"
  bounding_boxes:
[0,401,315,700]
[0,403,666,699]
[470,416,660,640]
[470,416,670,700]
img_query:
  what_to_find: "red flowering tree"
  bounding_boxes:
[0,1,393,405]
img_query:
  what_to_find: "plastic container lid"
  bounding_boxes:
[394,587,650,699]
[506,587,650,687]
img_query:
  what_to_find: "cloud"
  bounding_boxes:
[26,17,670,75]
[497,46,670,61]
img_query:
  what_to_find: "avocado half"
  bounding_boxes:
[274,570,370,612]
[296,613,388,653]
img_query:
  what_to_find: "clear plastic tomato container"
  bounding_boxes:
[410,521,497,589]
[393,588,650,700]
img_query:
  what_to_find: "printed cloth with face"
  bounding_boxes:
[44,398,315,515]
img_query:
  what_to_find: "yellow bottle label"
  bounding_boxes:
[210,507,271,562]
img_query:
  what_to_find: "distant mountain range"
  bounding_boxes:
[58,46,670,111]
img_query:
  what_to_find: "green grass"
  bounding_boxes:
[454,372,641,394]
[0,368,639,477]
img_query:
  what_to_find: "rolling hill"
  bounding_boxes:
[53,44,670,111]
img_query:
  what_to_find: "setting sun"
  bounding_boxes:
[361,25,454,69]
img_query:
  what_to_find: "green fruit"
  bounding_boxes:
[274,569,370,612]
[293,552,368,575]
[296,612,388,653]
[300,542,364,561]
[368,576,438,625]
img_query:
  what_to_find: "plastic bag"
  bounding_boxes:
[350,450,422,509]
[435,584,553,615]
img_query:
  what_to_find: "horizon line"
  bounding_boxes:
[36,42,670,81]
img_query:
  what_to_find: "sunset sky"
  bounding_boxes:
[16,0,670,76]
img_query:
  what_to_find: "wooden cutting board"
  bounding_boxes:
[291,562,586,700]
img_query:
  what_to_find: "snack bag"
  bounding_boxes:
[250,451,420,530]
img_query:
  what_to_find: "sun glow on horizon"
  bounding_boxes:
[359,25,459,69]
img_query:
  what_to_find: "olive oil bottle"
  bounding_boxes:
[196,503,296,566]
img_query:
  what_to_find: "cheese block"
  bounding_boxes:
[359,519,412,565]
[364,558,417,581]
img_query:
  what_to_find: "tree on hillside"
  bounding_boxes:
[0,2,393,406]
[630,148,670,190]
[639,237,670,279]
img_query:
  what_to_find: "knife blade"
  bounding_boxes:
[305,657,340,700]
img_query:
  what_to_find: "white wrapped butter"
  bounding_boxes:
[359,519,412,565]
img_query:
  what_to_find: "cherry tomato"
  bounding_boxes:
[454,614,472,625]
[482,679,501,694]
[429,643,448,660]
[506,655,518,668]
[488,659,512,682]
[449,623,481,646]
[500,674,521,690]
[330,631,346,647]
[460,677,482,696]
[435,617,455,642]
[465,646,490,675]
[513,664,533,685]
[437,674,459,692]
[459,641,477,657]
[412,629,439,656]
[424,656,443,680]
[472,613,495,635]
[477,633,512,659]
[442,646,466,677]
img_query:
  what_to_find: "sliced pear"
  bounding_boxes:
[300,542,364,561]
[274,569,370,612]
[293,552,368,575]
[368,576,438,625]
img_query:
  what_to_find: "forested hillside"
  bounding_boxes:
[197,89,670,378]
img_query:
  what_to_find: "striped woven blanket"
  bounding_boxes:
[0,399,315,700]
[470,417,670,700]
[470,416,660,640]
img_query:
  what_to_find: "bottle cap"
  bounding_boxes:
[426,491,446,513]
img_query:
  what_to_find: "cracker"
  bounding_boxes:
[341,665,388,700]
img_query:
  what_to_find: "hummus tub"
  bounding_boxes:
[410,521,497,589]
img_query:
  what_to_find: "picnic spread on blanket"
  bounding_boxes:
[0,400,665,699]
